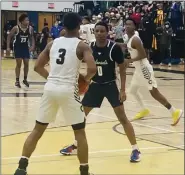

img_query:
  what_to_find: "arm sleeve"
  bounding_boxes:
[111,44,124,64]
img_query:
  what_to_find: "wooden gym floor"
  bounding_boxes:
[1,59,184,174]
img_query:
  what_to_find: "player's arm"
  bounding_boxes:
[130,36,147,62]
[29,26,35,51]
[77,41,97,82]
[112,44,126,93]
[116,42,127,51]
[7,26,17,50]
[34,41,53,79]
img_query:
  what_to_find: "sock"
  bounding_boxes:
[169,106,176,114]
[16,78,19,82]
[21,156,29,160]
[80,164,89,175]
[80,163,89,166]
[24,76,27,81]
[18,157,29,170]
[132,144,139,151]
[74,140,77,147]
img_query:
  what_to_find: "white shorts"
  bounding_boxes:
[36,83,85,125]
[131,63,157,90]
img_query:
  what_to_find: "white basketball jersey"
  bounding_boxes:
[79,25,86,40]
[83,23,96,43]
[47,37,81,86]
[127,34,149,68]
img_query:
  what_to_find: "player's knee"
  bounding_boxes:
[74,129,87,144]
[16,63,22,69]
[32,121,48,139]
[72,119,86,131]
[114,106,128,124]
[24,63,29,69]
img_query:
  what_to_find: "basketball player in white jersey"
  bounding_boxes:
[14,12,96,175]
[79,23,86,41]
[123,30,139,44]
[124,18,183,125]
[81,16,96,44]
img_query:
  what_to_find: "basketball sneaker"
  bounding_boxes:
[131,109,150,121]
[15,81,21,88]
[171,109,183,126]
[80,165,94,175]
[14,168,27,175]
[130,149,141,163]
[22,80,29,88]
[60,144,77,155]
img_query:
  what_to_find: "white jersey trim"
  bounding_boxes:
[109,43,116,61]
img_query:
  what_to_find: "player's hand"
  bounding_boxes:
[119,90,126,102]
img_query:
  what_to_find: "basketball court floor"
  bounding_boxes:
[1,59,184,174]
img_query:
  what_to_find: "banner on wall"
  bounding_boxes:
[48,3,55,9]
[2,2,74,12]
[12,1,19,7]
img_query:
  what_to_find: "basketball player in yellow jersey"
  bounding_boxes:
[124,18,183,126]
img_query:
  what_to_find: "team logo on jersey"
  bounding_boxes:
[95,60,108,65]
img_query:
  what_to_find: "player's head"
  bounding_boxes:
[82,16,91,25]
[94,22,109,42]
[19,14,29,26]
[125,18,136,34]
[63,12,82,35]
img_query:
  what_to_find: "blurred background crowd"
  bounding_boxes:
[2,1,185,66]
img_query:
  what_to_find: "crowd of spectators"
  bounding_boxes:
[2,1,185,65]
[77,1,185,65]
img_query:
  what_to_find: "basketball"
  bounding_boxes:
[78,74,89,95]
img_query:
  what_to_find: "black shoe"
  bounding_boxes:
[22,80,29,88]
[81,172,94,175]
[80,165,94,175]
[14,168,27,175]
[15,81,21,88]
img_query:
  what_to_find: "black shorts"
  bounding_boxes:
[14,46,30,59]
[82,81,123,108]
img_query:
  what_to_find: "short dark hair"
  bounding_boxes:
[95,21,109,32]
[63,12,82,31]
[19,14,28,23]
[83,16,91,23]
[125,18,137,27]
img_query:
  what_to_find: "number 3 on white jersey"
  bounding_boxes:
[97,66,103,76]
